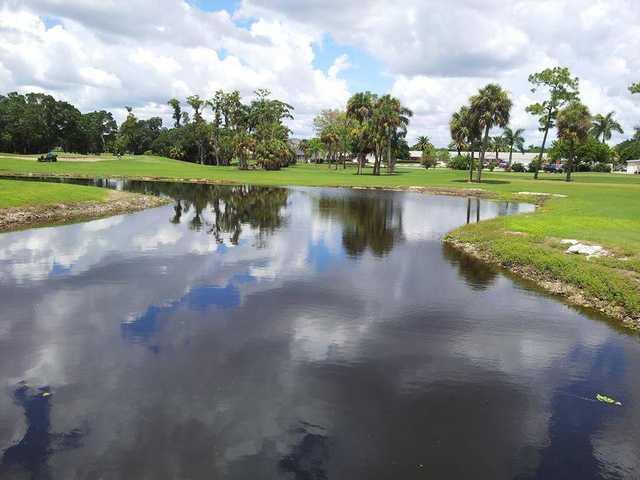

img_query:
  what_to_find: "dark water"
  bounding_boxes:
[0,182,639,479]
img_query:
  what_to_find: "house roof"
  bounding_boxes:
[627,159,640,164]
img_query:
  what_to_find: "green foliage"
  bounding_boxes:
[469,83,512,181]
[511,162,525,172]
[629,82,640,94]
[556,101,591,180]
[0,92,117,155]
[502,127,525,161]
[615,138,640,162]
[421,143,437,169]
[447,154,471,170]
[413,135,431,151]
[549,137,611,168]
[525,67,580,177]
[117,109,163,155]
[591,111,623,143]
[346,91,412,175]
[437,149,451,165]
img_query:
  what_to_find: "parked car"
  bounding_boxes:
[543,163,562,173]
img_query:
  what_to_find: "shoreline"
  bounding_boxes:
[0,189,170,232]
[444,237,640,331]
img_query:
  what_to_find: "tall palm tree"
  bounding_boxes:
[469,84,512,182]
[449,108,469,156]
[591,111,624,143]
[414,135,431,151]
[557,101,591,182]
[450,106,481,181]
[371,95,412,175]
[346,92,377,175]
[502,127,525,166]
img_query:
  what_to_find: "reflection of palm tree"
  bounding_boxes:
[317,193,403,257]
[1,384,84,479]
[170,200,183,224]
[121,180,289,246]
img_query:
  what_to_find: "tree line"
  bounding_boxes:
[1,72,638,178]
[0,92,117,155]
[447,68,640,181]
[0,89,296,170]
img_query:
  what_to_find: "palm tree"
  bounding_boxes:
[557,102,591,182]
[449,108,469,155]
[469,84,512,182]
[413,135,431,151]
[591,111,624,143]
[491,135,507,161]
[320,126,340,168]
[502,127,525,166]
[450,106,481,181]
[346,92,377,175]
[369,95,412,175]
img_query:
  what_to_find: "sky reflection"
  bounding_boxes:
[0,184,638,479]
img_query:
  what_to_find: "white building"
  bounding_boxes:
[627,159,640,174]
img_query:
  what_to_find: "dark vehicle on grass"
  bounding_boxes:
[543,163,563,173]
[37,152,58,162]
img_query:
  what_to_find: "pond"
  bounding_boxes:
[0,181,638,479]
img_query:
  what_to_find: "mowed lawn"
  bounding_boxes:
[1,153,639,321]
[0,178,108,209]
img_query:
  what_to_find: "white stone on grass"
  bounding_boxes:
[566,243,607,258]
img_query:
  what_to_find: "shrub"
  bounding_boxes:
[592,163,611,173]
[527,162,538,173]
[143,150,153,156]
[421,145,437,169]
[437,149,451,166]
[511,162,525,172]
[447,154,471,170]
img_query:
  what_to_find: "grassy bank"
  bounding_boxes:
[0,178,108,208]
[0,178,168,231]
[1,153,639,325]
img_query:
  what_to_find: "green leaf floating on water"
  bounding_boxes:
[596,394,622,406]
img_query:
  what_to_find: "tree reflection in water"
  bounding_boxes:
[441,242,498,289]
[317,192,403,257]
[124,181,289,246]
[0,384,84,480]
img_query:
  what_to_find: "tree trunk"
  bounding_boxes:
[387,134,393,174]
[534,111,552,180]
[508,145,513,166]
[469,149,475,182]
[477,126,490,183]
[565,149,574,182]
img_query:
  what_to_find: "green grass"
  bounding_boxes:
[0,178,109,209]
[1,153,639,322]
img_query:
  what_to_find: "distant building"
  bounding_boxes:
[627,159,640,174]
[408,150,423,161]
[450,151,546,167]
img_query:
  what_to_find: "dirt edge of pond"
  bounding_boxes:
[0,190,171,232]
[443,237,640,331]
